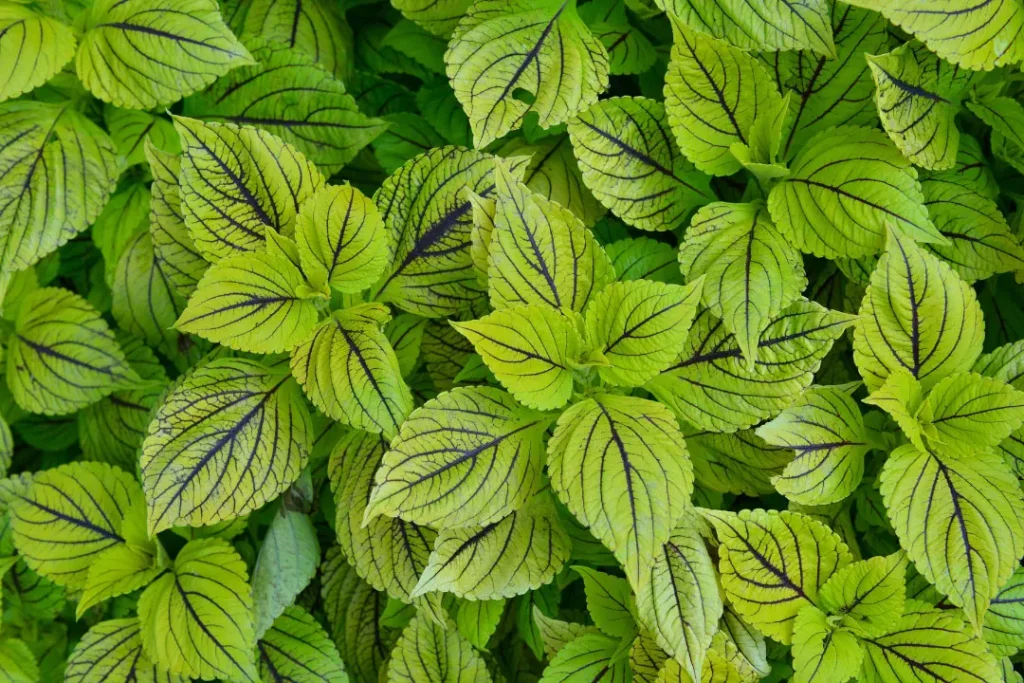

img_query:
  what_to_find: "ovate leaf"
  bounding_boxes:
[445,0,609,148]
[791,606,863,683]
[574,566,636,638]
[985,566,1024,655]
[917,372,1024,453]
[65,618,188,683]
[258,606,347,683]
[387,613,491,682]
[141,358,311,533]
[548,393,693,583]
[538,632,630,683]
[863,369,927,450]
[392,0,472,36]
[685,427,791,496]
[768,126,943,259]
[239,0,352,78]
[818,552,907,636]
[535,608,600,659]
[104,106,180,168]
[111,231,188,351]
[251,507,319,638]
[139,538,258,681]
[455,599,504,650]
[605,237,684,284]
[0,5,75,102]
[77,0,254,109]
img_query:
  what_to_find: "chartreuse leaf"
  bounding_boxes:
[329,430,436,601]
[633,508,721,681]
[629,633,667,683]
[112,230,188,352]
[791,606,862,683]
[704,509,852,644]
[756,386,870,506]
[455,599,505,650]
[0,101,119,272]
[487,163,614,312]
[185,40,384,174]
[139,538,258,681]
[842,0,1024,71]
[104,106,180,167]
[567,97,712,232]
[174,117,325,262]
[387,612,491,682]
[77,0,253,109]
[917,372,1024,453]
[535,608,599,659]
[92,180,151,285]
[606,238,684,285]
[239,0,352,78]
[679,202,806,369]
[863,368,928,450]
[859,603,1000,683]
[141,358,311,534]
[853,229,985,392]
[413,493,570,600]
[7,288,136,416]
[258,606,347,683]
[664,19,783,176]
[251,505,319,638]
[65,618,188,683]
[548,393,693,584]
[290,303,412,437]
[0,417,10,477]
[453,305,584,411]
[295,185,388,293]
[657,0,833,55]
[684,427,791,496]
[584,278,703,387]
[445,0,609,148]
[573,566,636,638]
[392,0,471,36]
[986,565,1024,655]
[0,5,75,102]
[365,386,549,529]
[647,300,855,432]
[881,444,1024,629]
[538,632,629,683]
[818,552,907,636]
[866,42,977,170]
[0,638,37,683]
[974,341,1024,478]
[768,126,943,259]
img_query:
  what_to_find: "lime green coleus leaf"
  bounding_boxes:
[567,96,712,232]
[818,552,907,636]
[859,604,1001,683]
[549,393,693,584]
[258,606,347,683]
[917,371,1024,453]
[112,231,188,352]
[985,565,1024,655]
[392,0,471,36]
[679,202,806,368]
[387,613,491,683]
[455,599,505,650]
[703,508,852,644]
[0,639,36,683]
[656,0,834,55]
[413,493,570,600]
[175,117,325,262]
[538,631,630,683]
[92,181,151,286]
[584,278,703,387]
[664,19,783,177]
[7,288,135,416]
[330,430,436,601]
[862,368,928,450]
[185,40,385,175]
[684,427,791,496]
[647,300,855,432]
[104,106,180,168]
[0,5,75,103]
[0,100,119,272]
[290,304,413,437]
[534,608,600,659]
[453,305,584,411]
[365,386,549,528]
[842,0,1024,71]
[633,509,721,681]
[606,238,684,285]
[866,41,977,170]
[974,341,1024,478]
[238,0,352,78]
[77,0,253,109]
[487,163,614,312]
[139,538,258,681]
[756,385,869,506]
[854,229,985,392]
[881,443,1024,629]
[251,506,319,638]
[768,126,943,259]
[445,0,609,148]
[791,606,862,683]
[629,633,668,683]
[574,565,636,639]
[65,618,189,683]
[141,358,311,534]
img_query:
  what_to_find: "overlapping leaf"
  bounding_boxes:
[818,552,907,636]
[238,0,352,77]
[657,0,834,54]
[65,618,188,683]
[0,5,75,103]
[387,613,491,682]
[258,606,348,683]
[791,606,863,683]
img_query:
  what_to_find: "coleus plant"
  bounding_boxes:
[2,0,1024,680]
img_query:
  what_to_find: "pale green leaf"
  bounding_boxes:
[2,557,66,623]
[174,117,325,262]
[605,237,684,285]
[704,508,852,644]
[768,126,943,259]
[756,386,869,506]
[966,97,1024,171]
[534,608,599,660]
[77,531,163,618]
[818,552,907,636]
[77,0,254,109]
[719,605,771,679]
[92,181,150,286]
[452,305,584,411]
[538,632,630,683]
[251,507,319,638]
[862,368,927,450]
[548,393,693,584]
[141,358,311,533]
[8,288,135,416]
[568,96,712,231]
[679,202,806,367]
[853,229,984,391]
[918,371,1024,453]
[628,633,668,683]
[66,618,188,683]
[0,639,37,683]
[239,0,352,77]
[0,101,119,272]
[664,19,783,176]
[387,613,491,683]
[574,566,636,639]
[385,313,429,378]
[139,538,258,681]
[985,565,1024,656]
[103,106,180,168]
[684,427,791,496]
[791,606,862,683]
[445,0,609,148]
[455,599,504,650]
[257,606,347,683]
[0,5,75,102]
[112,231,188,351]
[392,0,471,36]
[365,386,549,528]
[647,300,855,432]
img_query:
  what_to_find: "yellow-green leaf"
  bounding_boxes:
[0,5,75,102]
[258,606,347,683]
[918,371,1024,454]
[537,631,629,683]
[791,605,863,683]
[66,618,188,683]
[387,613,491,682]
[818,552,907,636]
